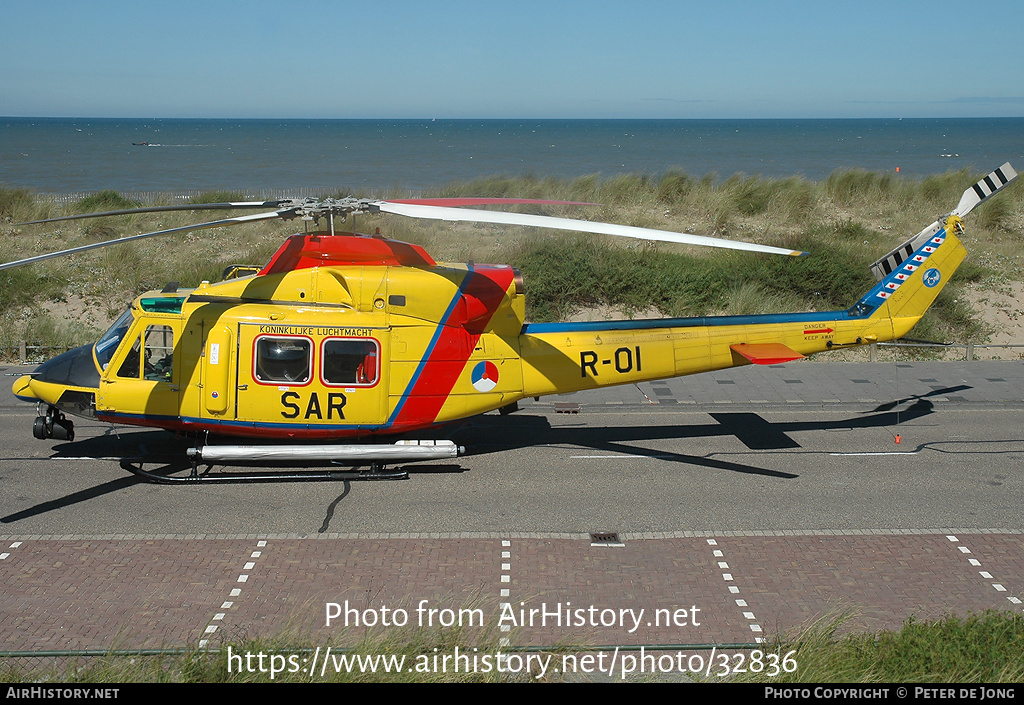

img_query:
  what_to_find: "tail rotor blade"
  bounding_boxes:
[952,162,1017,217]
[870,161,1017,282]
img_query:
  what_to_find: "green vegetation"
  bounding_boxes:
[2,609,1021,683]
[0,187,34,220]
[74,190,141,213]
[744,610,1024,684]
[0,169,1021,359]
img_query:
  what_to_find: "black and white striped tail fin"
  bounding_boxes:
[870,162,1017,282]
[953,162,1017,217]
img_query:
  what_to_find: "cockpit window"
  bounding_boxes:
[94,309,134,371]
[116,336,142,378]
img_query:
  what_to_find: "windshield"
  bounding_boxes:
[93,309,134,370]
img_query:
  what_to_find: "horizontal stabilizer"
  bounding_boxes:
[730,343,806,365]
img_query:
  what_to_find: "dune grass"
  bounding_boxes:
[0,168,1020,356]
[743,609,1024,684]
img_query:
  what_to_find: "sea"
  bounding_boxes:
[1,117,1022,196]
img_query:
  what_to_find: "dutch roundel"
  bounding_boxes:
[471,361,499,392]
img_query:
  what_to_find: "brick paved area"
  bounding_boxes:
[1,531,1021,653]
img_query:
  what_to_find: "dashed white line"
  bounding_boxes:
[707,538,763,643]
[200,539,268,647]
[499,539,511,646]
[1,541,24,562]
[945,535,1018,608]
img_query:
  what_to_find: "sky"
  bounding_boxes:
[2,0,1022,119]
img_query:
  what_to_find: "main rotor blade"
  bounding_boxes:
[0,210,285,272]
[375,201,809,257]
[385,197,598,207]
[14,201,286,226]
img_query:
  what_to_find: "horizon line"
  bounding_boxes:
[4,114,1024,122]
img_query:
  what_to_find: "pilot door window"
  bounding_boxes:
[321,338,380,386]
[115,325,174,382]
[254,336,312,385]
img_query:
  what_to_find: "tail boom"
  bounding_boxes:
[518,218,968,398]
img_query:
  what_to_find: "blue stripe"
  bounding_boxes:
[522,308,859,334]
[385,265,475,426]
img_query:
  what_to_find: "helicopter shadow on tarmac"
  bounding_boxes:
[0,385,963,524]
[448,385,968,480]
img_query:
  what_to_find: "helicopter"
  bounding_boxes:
[6,162,1018,482]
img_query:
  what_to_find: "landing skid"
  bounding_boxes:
[120,458,408,484]
[116,439,460,484]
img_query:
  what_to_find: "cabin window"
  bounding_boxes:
[114,325,174,381]
[322,339,379,385]
[255,336,311,384]
[143,325,174,382]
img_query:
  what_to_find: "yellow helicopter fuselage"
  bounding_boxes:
[13,220,965,441]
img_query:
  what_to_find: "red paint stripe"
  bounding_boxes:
[391,265,515,429]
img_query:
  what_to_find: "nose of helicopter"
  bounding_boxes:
[13,344,101,441]
[11,374,38,402]
[11,343,100,407]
